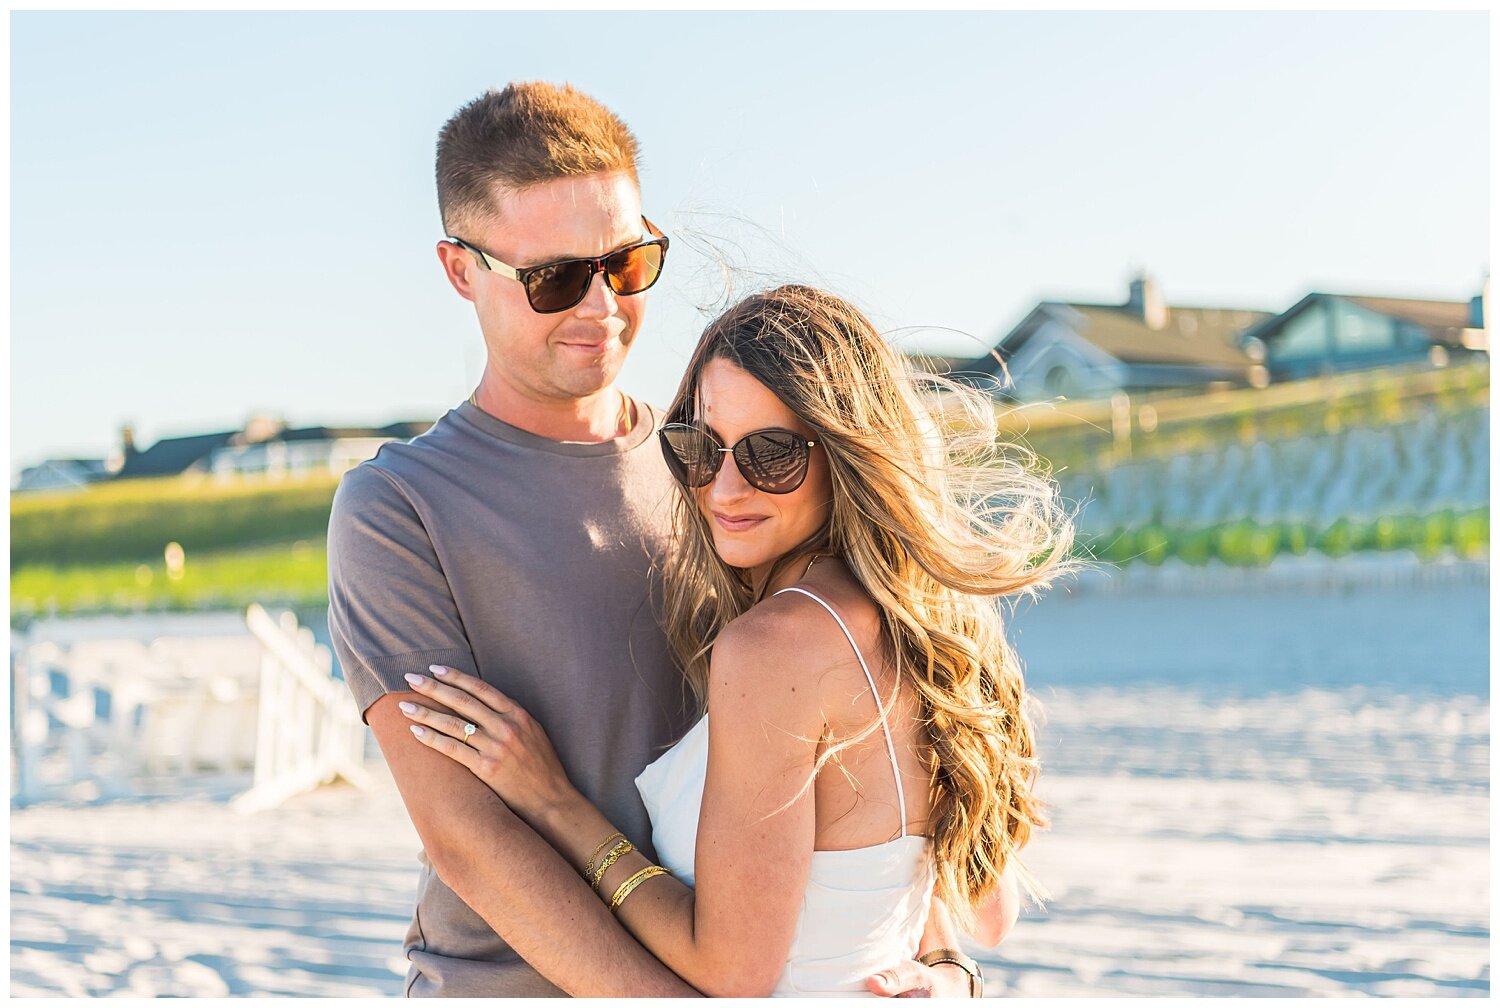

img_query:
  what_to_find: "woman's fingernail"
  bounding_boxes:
[399,702,417,715]
[404,673,425,686]
[429,665,447,677]
[410,725,426,737]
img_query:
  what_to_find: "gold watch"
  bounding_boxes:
[917,947,984,998]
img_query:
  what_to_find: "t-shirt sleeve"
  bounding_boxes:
[327,462,477,722]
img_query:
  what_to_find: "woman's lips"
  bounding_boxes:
[713,512,768,533]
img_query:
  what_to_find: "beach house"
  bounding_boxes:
[929,275,1273,404]
[1237,285,1489,382]
[13,417,437,492]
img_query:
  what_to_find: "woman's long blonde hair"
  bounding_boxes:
[659,284,1083,927]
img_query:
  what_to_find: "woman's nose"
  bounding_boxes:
[705,450,753,502]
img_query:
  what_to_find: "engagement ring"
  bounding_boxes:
[462,723,477,739]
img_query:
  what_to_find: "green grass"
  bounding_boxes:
[10,473,340,567]
[9,363,1488,620]
[1010,360,1490,473]
[13,504,1485,620]
[11,538,330,621]
[1085,507,1489,569]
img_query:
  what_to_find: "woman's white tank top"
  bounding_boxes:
[635,586,936,997]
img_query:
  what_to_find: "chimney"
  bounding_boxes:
[243,414,287,444]
[1127,273,1168,330]
[121,424,137,458]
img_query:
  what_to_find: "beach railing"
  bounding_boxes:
[10,623,262,804]
[10,609,370,810]
[1066,401,1489,534]
[232,604,372,814]
[12,638,133,804]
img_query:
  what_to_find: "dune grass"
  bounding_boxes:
[11,538,329,621]
[11,473,340,567]
[10,364,1489,620]
[12,505,1487,621]
[1089,507,1488,568]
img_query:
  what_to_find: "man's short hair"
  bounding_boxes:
[436,81,641,235]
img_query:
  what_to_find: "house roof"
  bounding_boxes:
[37,458,109,470]
[1243,292,1482,349]
[1341,295,1474,330]
[115,431,237,479]
[111,419,438,481]
[379,420,435,440]
[1060,303,1271,367]
[276,420,432,443]
[900,352,997,376]
[901,301,1271,376]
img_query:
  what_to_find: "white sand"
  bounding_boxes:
[12,687,1486,998]
[989,690,1488,997]
[10,570,1490,997]
[10,775,419,997]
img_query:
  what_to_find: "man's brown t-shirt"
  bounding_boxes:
[327,399,695,996]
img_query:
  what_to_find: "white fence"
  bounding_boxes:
[232,605,371,813]
[10,607,370,812]
[1066,402,1490,532]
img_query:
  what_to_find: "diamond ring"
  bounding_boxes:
[462,723,477,739]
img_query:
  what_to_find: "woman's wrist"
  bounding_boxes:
[529,786,591,855]
[534,791,634,882]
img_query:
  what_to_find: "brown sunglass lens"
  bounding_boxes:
[526,259,595,312]
[736,431,811,493]
[660,426,719,488]
[605,243,665,296]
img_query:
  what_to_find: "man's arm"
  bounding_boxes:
[868,869,1020,996]
[367,693,699,997]
[864,897,978,998]
[968,865,1021,948]
[328,464,695,996]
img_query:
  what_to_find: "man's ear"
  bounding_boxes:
[436,240,478,303]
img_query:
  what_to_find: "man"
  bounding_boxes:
[327,81,985,997]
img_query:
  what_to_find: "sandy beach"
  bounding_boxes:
[9,559,1490,997]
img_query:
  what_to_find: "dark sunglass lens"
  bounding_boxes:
[660,425,719,487]
[605,243,665,296]
[736,431,811,493]
[526,259,594,312]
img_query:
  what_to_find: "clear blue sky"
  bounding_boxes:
[8,11,1489,475]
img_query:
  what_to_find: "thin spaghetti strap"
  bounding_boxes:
[773,585,908,838]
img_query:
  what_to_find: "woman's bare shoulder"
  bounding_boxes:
[712,567,887,714]
[711,591,846,677]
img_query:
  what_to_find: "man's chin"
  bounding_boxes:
[550,361,626,400]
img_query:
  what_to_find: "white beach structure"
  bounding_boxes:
[232,605,371,813]
[10,607,370,811]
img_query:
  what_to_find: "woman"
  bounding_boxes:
[401,285,1079,996]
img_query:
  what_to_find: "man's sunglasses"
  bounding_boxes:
[659,421,819,495]
[446,216,669,314]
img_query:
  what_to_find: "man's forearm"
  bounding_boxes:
[433,797,701,997]
[918,894,963,957]
[369,693,699,997]
[917,896,977,997]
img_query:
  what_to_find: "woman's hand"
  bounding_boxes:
[399,665,578,824]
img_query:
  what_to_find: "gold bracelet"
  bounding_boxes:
[609,864,670,912]
[590,838,634,891]
[583,831,625,881]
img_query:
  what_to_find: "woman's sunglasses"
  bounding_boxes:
[446,216,669,314]
[659,421,819,495]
